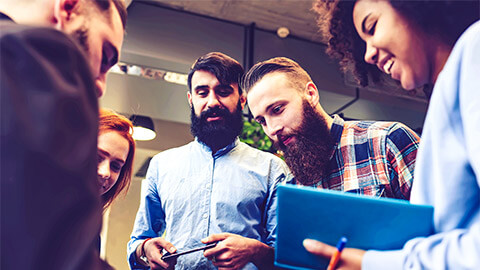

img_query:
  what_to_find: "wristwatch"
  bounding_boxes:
[139,253,149,266]
[138,238,152,266]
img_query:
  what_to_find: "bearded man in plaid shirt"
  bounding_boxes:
[244,57,420,200]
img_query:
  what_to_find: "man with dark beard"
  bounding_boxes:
[128,52,290,270]
[1,1,126,269]
[244,57,420,200]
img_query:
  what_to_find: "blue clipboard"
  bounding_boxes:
[275,184,434,269]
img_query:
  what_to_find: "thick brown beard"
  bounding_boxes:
[281,100,334,186]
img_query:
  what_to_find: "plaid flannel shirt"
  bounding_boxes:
[293,115,420,200]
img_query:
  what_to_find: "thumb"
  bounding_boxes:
[201,233,230,244]
[303,239,336,258]
[154,238,177,254]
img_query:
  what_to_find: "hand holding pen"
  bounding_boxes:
[303,236,364,270]
[327,237,347,270]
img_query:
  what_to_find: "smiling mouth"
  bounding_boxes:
[382,58,394,75]
[207,116,223,121]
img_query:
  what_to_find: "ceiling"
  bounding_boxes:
[129,0,429,104]
[137,0,324,43]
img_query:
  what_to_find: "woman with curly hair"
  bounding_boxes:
[304,0,480,269]
[314,0,478,94]
[98,108,135,209]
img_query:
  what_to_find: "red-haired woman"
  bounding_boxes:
[98,108,135,209]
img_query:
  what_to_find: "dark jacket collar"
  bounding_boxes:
[0,12,14,21]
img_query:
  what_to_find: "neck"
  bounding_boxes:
[209,139,235,155]
[315,104,334,131]
[430,40,453,85]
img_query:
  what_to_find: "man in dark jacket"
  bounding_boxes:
[0,0,127,269]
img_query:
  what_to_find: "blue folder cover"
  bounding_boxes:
[275,184,434,269]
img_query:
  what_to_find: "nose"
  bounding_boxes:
[206,91,221,108]
[364,42,378,65]
[265,119,283,140]
[98,160,110,180]
[95,75,107,98]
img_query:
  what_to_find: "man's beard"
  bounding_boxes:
[279,101,334,186]
[190,102,244,151]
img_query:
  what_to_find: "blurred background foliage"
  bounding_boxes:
[240,118,275,153]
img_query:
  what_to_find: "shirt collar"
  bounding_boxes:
[328,114,345,158]
[194,137,239,157]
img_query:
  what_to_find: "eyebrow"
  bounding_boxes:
[194,84,234,92]
[194,85,209,91]
[98,149,126,164]
[214,84,234,91]
[361,13,372,34]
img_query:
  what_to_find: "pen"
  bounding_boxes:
[326,236,347,270]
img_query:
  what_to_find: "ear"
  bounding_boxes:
[53,0,80,30]
[187,91,193,108]
[304,82,320,107]
[239,93,247,110]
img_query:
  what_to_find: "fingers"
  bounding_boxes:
[155,237,177,254]
[303,239,336,258]
[201,232,231,244]
[202,233,231,258]
[303,239,366,270]
[145,238,177,269]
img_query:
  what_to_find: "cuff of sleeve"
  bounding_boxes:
[362,249,405,270]
[128,240,148,270]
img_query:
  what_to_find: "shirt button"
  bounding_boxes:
[203,213,208,219]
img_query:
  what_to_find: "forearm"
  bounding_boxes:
[251,241,275,269]
[363,223,480,270]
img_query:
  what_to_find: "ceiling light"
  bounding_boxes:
[129,115,156,141]
[277,27,290,38]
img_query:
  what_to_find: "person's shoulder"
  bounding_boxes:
[1,22,79,49]
[344,120,417,140]
[457,21,480,46]
[446,20,480,65]
[343,120,391,134]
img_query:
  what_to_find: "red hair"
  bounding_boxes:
[99,108,135,209]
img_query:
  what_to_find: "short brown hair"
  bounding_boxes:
[99,108,135,209]
[242,57,312,94]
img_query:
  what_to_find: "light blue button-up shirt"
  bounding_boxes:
[128,138,290,269]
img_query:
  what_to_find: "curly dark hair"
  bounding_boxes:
[313,0,479,87]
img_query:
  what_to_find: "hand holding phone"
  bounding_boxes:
[161,242,218,261]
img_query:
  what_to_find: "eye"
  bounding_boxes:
[272,105,283,114]
[217,90,231,97]
[256,118,266,126]
[216,87,233,97]
[100,44,118,74]
[100,51,109,73]
[197,90,208,97]
[97,153,104,164]
[110,162,123,173]
[368,20,377,35]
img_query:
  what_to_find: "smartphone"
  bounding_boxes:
[161,242,218,261]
